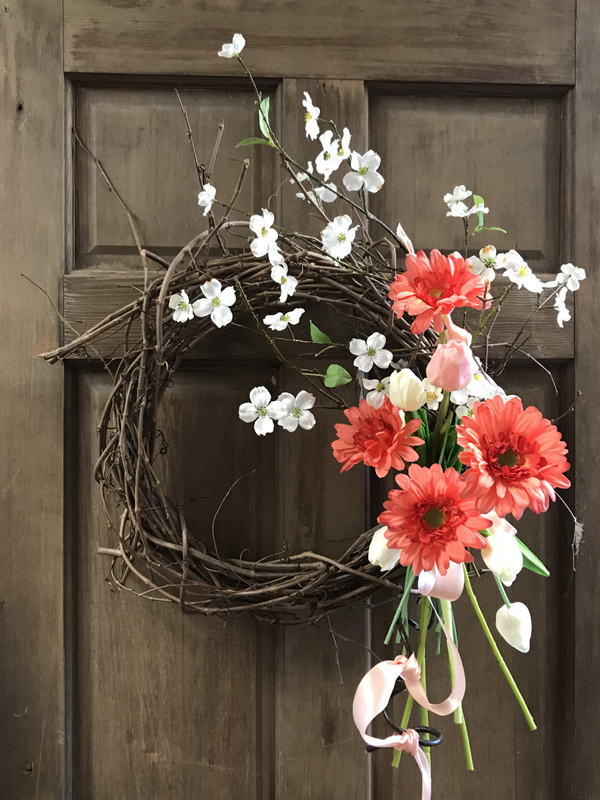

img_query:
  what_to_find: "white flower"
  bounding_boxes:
[481,511,523,587]
[544,262,586,291]
[336,127,352,160]
[192,279,236,328]
[249,208,278,257]
[218,33,245,58]
[263,308,305,331]
[496,602,532,654]
[297,182,338,205]
[321,215,358,260]
[554,286,571,328]
[447,201,489,219]
[503,250,543,293]
[363,376,390,409]
[444,185,472,208]
[197,183,216,216]
[343,150,384,193]
[368,526,401,572]
[315,130,343,180]
[468,245,507,284]
[455,396,477,420]
[389,368,427,412]
[350,332,393,372]
[238,386,285,436]
[451,370,495,405]
[271,264,298,302]
[302,92,320,140]
[169,290,194,323]
[276,390,316,432]
[422,378,444,410]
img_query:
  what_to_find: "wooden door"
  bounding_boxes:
[3,2,599,798]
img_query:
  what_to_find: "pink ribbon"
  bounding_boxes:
[352,602,466,800]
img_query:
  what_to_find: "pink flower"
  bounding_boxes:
[426,340,477,392]
[441,313,472,345]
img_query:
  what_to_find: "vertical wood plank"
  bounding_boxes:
[0,1,65,796]
[570,2,600,796]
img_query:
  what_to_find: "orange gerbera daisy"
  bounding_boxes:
[389,249,490,334]
[457,395,571,519]
[378,464,490,575]
[331,398,423,478]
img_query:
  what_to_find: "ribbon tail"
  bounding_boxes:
[414,745,432,800]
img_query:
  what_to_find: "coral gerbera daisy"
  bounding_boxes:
[331,398,423,478]
[378,464,490,575]
[388,249,490,334]
[457,395,571,519]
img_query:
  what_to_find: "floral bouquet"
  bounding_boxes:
[43,33,585,800]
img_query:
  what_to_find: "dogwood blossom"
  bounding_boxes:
[302,92,320,140]
[169,290,194,323]
[263,308,305,331]
[297,183,338,205]
[362,376,390,409]
[271,264,298,302]
[343,150,384,193]
[468,245,507,284]
[336,127,352,160]
[238,386,284,436]
[444,185,472,209]
[447,201,489,219]
[350,333,393,372]
[503,250,543,293]
[544,262,586,291]
[197,184,216,216]
[192,279,236,328]
[276,390,316,432]
[321,215,358,260]
[249,209,278,256]
[315,131,342,180]
[554,286,571,327]
[218,33,245,58]
[422,378,444,410]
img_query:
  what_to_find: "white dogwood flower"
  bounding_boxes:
[321,214,358,260]
[447,201,489,219]
[276,390,316,432]
[263,308,305,331]
[297,182,338,205]
[350,333,393,372]
[271,264,298,302]
[503,250,543,293]
[444,185,472,208]
[343,150,384,193]
[218,33,245,58]
[544,262,586,291]
[496,602,532,654]
[468,245,507,284]
[169,290,194,323]
[192,279,236,328]
[249,209,279,257]
[422,378,444,410]
[336,127,352,160]
[554,286,571,328]
[238,386,285,436]
[197,184,216,216]
[315,131,342,180]
[302,92,320,140]
[363,376,390,409]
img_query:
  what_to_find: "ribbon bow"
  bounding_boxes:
[352,602,466,800]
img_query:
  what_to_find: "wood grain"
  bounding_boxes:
[63,0,575,85]
[0,0,65,796]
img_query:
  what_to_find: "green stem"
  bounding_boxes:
[431,391,450,462]
[384,568,414,646]
[494,574,512,608]
[459,713,474,771]
[462,564,537,731]
[440,600,473,770]
[417,598,431,767]
[391,695,414,768]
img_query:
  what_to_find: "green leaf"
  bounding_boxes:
[310,321,332,343]
[324,364,352,388]
[472,194,484,206]
[472,194,485,228]
[515,537,550,577]
[258,97,271,139]
[236,137,274,148]
[474,225,507,234]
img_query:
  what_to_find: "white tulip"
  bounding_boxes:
[481,511,523,587]
[368,526,401,572]
[388,369,427,412]
[496,602,532,654]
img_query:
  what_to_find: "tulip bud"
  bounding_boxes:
[441,313,473,345]
[496,602,532,653]
[481,511,523,587]
[418,560,464,601]
[389,368,427,411]
[426,340,477,392]
[368,526,401,572]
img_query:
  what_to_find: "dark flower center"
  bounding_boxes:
[423,507,446,529]
[496,449,519,468]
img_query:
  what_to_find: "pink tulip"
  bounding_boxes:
[426,340,477,392]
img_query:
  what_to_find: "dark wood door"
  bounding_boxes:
[3,2,599,798]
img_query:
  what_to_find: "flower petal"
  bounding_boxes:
[239,402,259,423]
[201,279,222,299]
[220,286,236,307]
[192,298,213,318]
[211,304,233,327]
[250,386,271,407]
